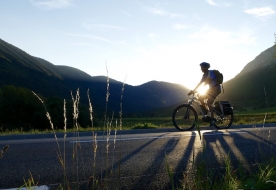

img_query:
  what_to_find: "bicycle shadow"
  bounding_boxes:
[193,128,276,178]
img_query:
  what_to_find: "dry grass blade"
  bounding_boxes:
[64,99,67,133]
[71,89,80,131]
[119,76,126,130]
[0,145,9,158]
[87,89,93,128]
[32,91,64,177]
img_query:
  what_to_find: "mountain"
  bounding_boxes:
[218,45,276,110]
[0,38,189,115]
[237,46,275,76]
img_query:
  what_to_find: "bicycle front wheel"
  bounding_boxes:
[172,104,198,131]
[214,110,234,129]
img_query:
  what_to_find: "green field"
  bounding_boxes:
[233,107,276,125]
[99,107,276,130]
[1,107,276,135]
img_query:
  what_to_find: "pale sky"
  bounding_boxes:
[0,0,275,89]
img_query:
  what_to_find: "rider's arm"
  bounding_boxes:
[188,81,203,95]
[193,81,203,91]
[193,72,208,91]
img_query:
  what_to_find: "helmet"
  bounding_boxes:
[200,62,210,68]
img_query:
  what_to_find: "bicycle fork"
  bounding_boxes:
[184,103,193,119]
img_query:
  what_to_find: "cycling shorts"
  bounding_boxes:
[200,88,221,104]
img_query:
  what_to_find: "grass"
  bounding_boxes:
[165,127,276,190]
[1,109,276,136]
[174,154,276,190]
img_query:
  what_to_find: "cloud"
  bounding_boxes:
[190,26,256,46]
[71,42,97,47]
[205,0,218,6]
[68,34,112,43]
[119,41,148,54]
[82,23,126,30]
[205,0,232,7]
[173,23,192,30]
[244,7,275,17]
[148,33,157,39]
[122,11,132,17]
[29,0,73,9]
[147,8,167,15]
[146,8,184,18]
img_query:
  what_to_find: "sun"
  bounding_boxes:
[197,85,209,95]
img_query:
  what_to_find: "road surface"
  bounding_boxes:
[0,124,276,189]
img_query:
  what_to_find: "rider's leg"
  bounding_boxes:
[206,98,216,126]
[198,95,208,114]
[207,99,214,118]
[206,89,221,126]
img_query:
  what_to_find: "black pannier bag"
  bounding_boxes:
[214,101,232,115]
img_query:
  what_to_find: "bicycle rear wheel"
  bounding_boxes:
[172,104,198,131]
[214,109,234,129]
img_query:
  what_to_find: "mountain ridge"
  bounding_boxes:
[218,45,276,109]
[236,45,275,77]
[0,38,190,114]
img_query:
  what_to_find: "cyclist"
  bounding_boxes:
[188,62,222,126]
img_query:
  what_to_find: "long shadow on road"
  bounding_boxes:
[194,128,276,182]
[132,137,180,189]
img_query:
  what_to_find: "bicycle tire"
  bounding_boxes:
[214,108,234,129]
[172,104,198,131]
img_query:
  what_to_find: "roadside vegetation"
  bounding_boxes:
[168,152,276,189]
[1,110,275,135]
[0,85,275,136]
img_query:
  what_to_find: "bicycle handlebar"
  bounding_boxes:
[188,90,198,96]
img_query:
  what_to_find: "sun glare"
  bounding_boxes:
[197,85,209,95]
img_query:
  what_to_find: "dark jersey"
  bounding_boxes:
[200,70,221,91]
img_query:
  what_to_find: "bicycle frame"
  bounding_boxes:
[186,92,224,118]
[186,93,206,117]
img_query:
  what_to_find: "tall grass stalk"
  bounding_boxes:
[0,145,9,158]
[104,63,110,134]
[105,113,113,178]
[101,64,110,182]
[20,171,38,189]
[87,88,98,188]
[195,121,202,140]
[62,99,68,188]
[32,92,64,169]
[71,89,80,131]
[119,77,126,130]
[111,119,117,174]
[71,89,87,189]
[87,89,93,129]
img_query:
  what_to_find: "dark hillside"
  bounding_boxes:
[237,46,275,76]
[0,38,189,115]
[0,39,61,78]
[218,45,276,109]
[123,81,189,114]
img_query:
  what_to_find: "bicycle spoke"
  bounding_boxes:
[214,112,233,129]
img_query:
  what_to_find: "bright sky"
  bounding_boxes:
[0,0,275,89]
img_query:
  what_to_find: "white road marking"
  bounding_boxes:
[70,135,181,143]
[1,185,49,190]
[203,131,247,136]
[70,131,248,143]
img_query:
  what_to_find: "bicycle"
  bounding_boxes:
[172,91,234,131]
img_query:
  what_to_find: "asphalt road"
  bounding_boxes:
[0,124,276,189]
